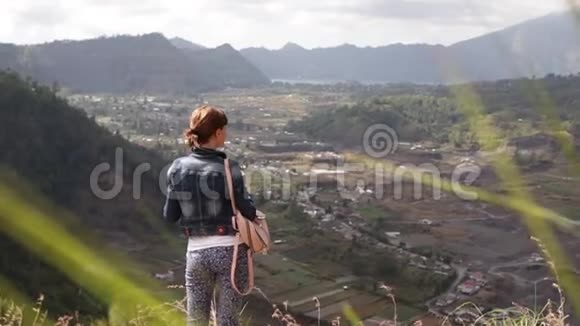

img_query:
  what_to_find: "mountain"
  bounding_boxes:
[169,37,206,51]
[31,33,192,93]
[0,33,270,93]
[244,43,446,83]
[241,11,580,84]
[184,43,271,90]
[449,12,580,81]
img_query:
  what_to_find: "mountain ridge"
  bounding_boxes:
[240,11,579,83]
[169,37,206,51]
[1,11,576,89]
[0,33,270,93]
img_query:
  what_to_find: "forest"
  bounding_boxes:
[0,71,170,317]
[289,74,580,150]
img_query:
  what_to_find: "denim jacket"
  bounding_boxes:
[163,147,256,236]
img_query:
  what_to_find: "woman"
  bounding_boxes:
[163,105,257,326]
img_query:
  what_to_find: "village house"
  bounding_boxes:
[469,271,487,286]
[457,279,480,295]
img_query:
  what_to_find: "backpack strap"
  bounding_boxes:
[230,236,254,296]
[224,158,254,296]
[224,159,238,215]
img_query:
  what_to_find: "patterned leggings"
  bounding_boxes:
[185,245,249,326]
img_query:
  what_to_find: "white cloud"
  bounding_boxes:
[0,0,568,48]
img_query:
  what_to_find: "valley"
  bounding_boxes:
[66,80,580,324]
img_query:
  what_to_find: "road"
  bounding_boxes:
[488,260,547,286]
[425,264,467,313]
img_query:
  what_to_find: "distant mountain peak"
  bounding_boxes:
[216,43,235,50]
[139,32,168,42]
[170,37,206,51]
[281,42,306,51]
[213,43,238,54]
[143,32,165,38]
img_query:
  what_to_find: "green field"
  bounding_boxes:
[358,203,396,220]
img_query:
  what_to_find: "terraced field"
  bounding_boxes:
[254,253,424,322]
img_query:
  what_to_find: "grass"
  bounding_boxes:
[0,296,569,326]
[0,300,562,326]
[441,285,569,326]
[0,274,571,326]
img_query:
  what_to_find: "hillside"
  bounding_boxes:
[450,12,580,81]
[241,11,580,83]
[288,73,580,151]
[0,34,270,94]
[0,71,168,315]
[184,43,271,90]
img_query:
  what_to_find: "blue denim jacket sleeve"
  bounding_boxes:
[230,160,257,221]
[163,160,183,223]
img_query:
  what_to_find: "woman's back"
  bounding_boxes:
[162,105,257,326]
[164,147,256,236]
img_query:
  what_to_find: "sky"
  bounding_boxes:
[0,0,569,49]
